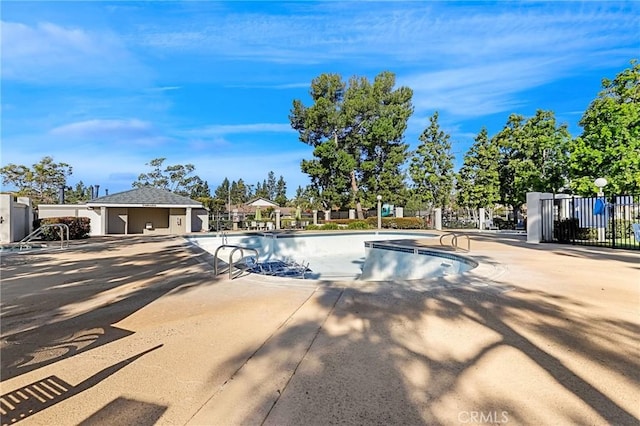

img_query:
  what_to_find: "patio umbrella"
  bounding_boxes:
[255,207,262,221]
[295,206,302,220]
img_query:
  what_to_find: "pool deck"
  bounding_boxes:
[1,231,638,425]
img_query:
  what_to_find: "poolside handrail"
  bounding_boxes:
[439,232,470,252]
[213,244,259,279]
[19,223,70,250]
[453,234,471,252]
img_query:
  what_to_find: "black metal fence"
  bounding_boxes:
[541,195,640,250]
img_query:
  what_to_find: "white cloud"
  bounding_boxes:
[49,119,158,140]
[1,21,151,86]
[190,123,295,136]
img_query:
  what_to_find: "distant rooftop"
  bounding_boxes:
[86,187,203,206]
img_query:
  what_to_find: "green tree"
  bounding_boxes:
[231,179,250,204]
[214,178,231,207]
[569,60,640,195]
[132,158,203,196]
[190,180,211,199]
[290,71,413,218]
[274,175,288,206]
[266,171,277,200]
[253,180,268,199]
[408,112,455,210]
[495,110,570,213]
[65,181,92,204]
[457,127,501,215]
[0,156,72,205]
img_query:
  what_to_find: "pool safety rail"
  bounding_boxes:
[439,232,471,252]
[213,244,260,279]
[17,223,70,250]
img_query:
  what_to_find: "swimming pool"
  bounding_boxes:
[187,231,477,281]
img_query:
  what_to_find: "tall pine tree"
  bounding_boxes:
[409,112,455,210]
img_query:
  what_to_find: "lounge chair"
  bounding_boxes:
[632,224,640,242]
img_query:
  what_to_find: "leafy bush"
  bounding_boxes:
[365,217,424,229]
[555,218,577,242]
[577,227,598,240]
[492,217,516,230]
[321,222,340,230]
[606,219,632,239]
[304,224,322,230]
[347,220,370,230]
[37,217,91,240]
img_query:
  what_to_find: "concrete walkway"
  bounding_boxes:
[0,233,638,425]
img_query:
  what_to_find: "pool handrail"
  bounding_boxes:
[213,244,259,279]
[19,223,70,250]
[439,232,470,252]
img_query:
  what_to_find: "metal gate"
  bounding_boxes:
[540,195,640,250]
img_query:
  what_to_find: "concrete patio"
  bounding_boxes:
[1,232,638,425]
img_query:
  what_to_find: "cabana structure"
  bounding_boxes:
[38,187,208,236]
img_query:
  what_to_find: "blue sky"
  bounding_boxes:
[1,1,638,198]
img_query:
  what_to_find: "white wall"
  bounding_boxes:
[0,194,33,243]
[192,208,209,232]
[37,205,103,236]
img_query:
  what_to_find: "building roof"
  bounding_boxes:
[86,187,204,207]
[246,197,279,208]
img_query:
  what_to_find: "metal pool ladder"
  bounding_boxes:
[213,244,259,279]
[18,223,70,250]
[439,232,470,252]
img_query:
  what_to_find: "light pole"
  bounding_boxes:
[594,178,607,242]
[377,195,382,230]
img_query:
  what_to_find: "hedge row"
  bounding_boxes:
[365,217,425,229]
[304,217,424,230]
[36,217,91,240]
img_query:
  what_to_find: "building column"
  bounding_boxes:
[100,206,107,236]
[434,208,442,231]
[275,210,281,230]
[186,207,192,233]
[526,192,554,243]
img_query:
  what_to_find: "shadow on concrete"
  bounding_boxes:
[212,268,639,425]
[78,396,167,426]
[0,345,162,424]
[0,236,216,381]
[469,232,640,264]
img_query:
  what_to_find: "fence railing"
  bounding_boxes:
[541,195,640,250]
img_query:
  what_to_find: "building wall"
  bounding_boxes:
[129,207,170,234]
[192,208,208,232]
[37,205,102,236]
[107,207,128,234]
[0,194,34,243]
[37,203,207,237]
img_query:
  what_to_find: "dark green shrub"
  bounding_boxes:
[37,217,91,240]
[606,219,632,239]
[577,227,598,240]
[305,224,321,230]
[347,220,370,230]
[555,218,578,242]
[493,217,515,230]
[365,216,424,229]
[322,222,340,230]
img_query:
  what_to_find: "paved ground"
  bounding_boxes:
[0,232,638,425]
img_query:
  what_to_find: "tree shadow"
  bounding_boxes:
[0,345,162,424]
[1,235,218,381]
[469,232,640,264]
[208,271,639,425]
